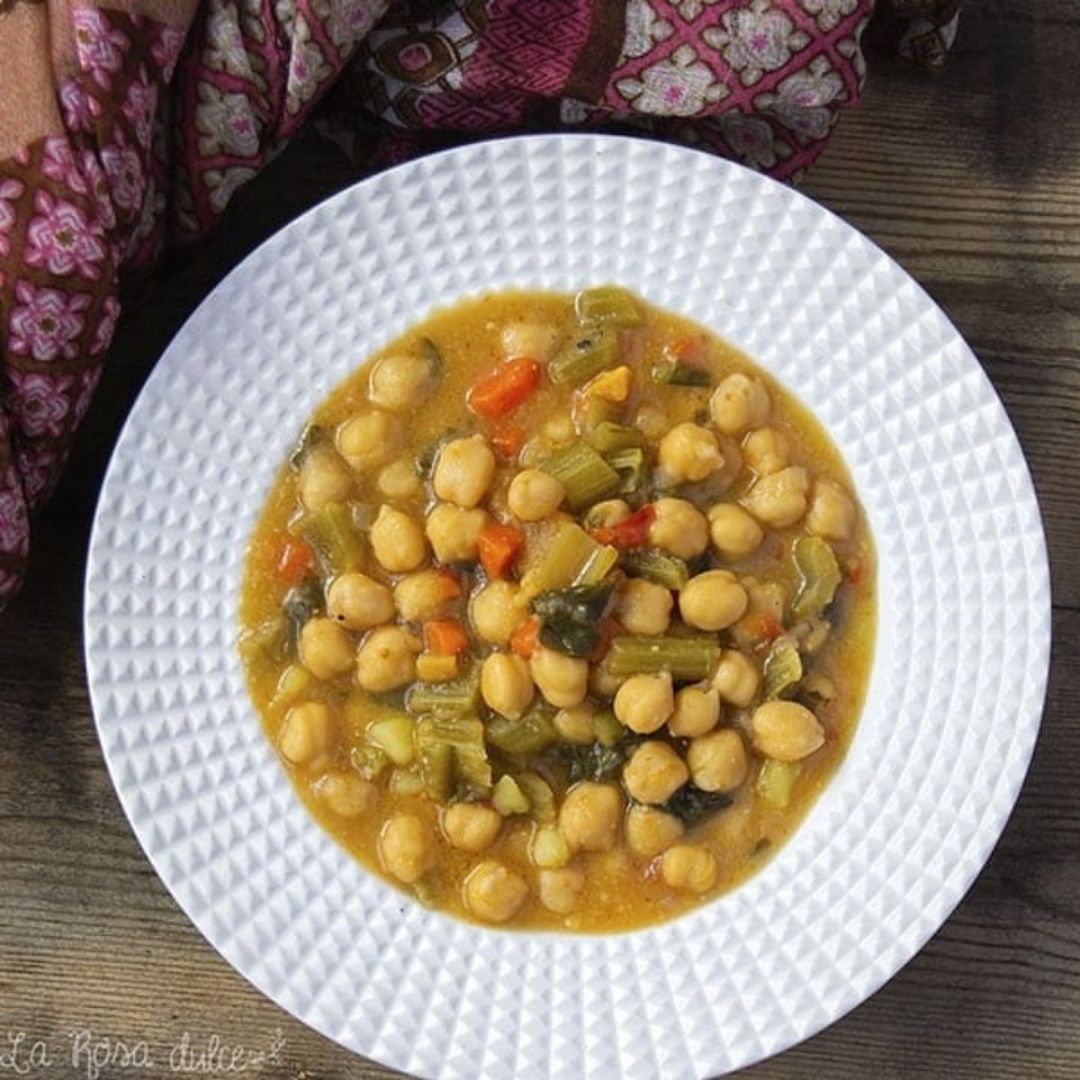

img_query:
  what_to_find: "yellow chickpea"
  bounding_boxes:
[687,729,748,792]
[480,652,535,719]
[312,770,377,817]
[393,569,459,622]
[559,782,622,852]
[378,813,434,883]
[501,321,557,361]
[299,616,355,679]
[709,373,771,437]
[751,701,825,761]
[669,685,721,738]
[625,805,684,859]
[470,580,526,645]
[433,435,496,509]
[741,466,809,529]
[538,866,585,914]
[368,351,438,411]
[648,497,709,559]
[711,649,760,707]
[679,570,749,631]
[327,572,395,630]
[279,702,333,765]
[377,457,423,501]
[530,826,572,869]
[442,802,503,852]
[622,741,689,805]
[806,479,857,542]
[661,845,719,893]
[530,646,589,708]
[553,705,595,744]
[614,671,674,734]
[507,468,565,521]
[658,422,725,485]
[616,578,673,636]
[708,503,764,561]
[336,410,403,473]
[742,426,790,476]
[425,503,488,564]
[355,626,420,692]
[370,505,428,573]
[463,860,530,922]
[298,446,352,511]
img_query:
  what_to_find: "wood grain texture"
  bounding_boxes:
[1,2,1076,1077]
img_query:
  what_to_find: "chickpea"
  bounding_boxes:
[337,410,402,473]
[312,770,377,817]
[553,705,595,744]
[469,580,525,645]
[463,860,530,922]
[751,701,825,761]
[377,457,423,501]
[442,802,503,852]
[669,686,721,738]
[368,351,438,411]
[327,572,395,630]
[298,446,352,511]
[542,414,576,447]
[502,321,557,362]
[708,503,764,561]
[279,702,333,765]
[661,844,718,893]
[742,426,789,476]
[584,499,631,530]
[378,813,434,884]
[355,626,420,692]
[622,741,689,805]
[559,782,622,852]
[712,650,760,707]
[481,652,535,719]
[687,729,748,792]
[741,466,809,529]
[658,422,725,485]
[616,578,673,636]
[370,505,428,573]
[679,570,749,631]
[394,569,458,622]
[425,503,488,564]
[589,659,621,701]
[507,468,565,521]
[625,805,684,859]
[433,435,496,509]
[538,866,585,914]
[709,373,770,437]
[299,617,355,679]
[531,827,571,869]
[634,403,669,441]
[648,497,709,559]
[614,671,673,734]
[806,479,857,542]
[530,646,589,708]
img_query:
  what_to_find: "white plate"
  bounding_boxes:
[85,135,1050,1079]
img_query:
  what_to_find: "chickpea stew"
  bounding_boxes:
[239,288,875,931]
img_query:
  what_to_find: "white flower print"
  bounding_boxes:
[151,24,189,82]
[0,178,24,259]
[24,189,108,280]
[311,0,386,53]
[204,0,252,77]
[0,485,28,553]
[624,0,674,60]
[716,112,790,169]
[7,371,73,439]
[58,78,102,133]
[40,138,89,194]
[195,83,261,157]
[754,57,844,140]
[674,0,721,22]
[616,44,728,117]
[8,281,90,363]
[91,297,121,358]
[704,0,811,87]
[72,7,130,90]
[286,15,333,116]
[800,0,858,32]
[204,166,257,213]
[122,70,159,148]
[100,140,146,213]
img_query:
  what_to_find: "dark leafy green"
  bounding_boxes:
[664,784,733,828]
[553,739,631,784]
[531,582,614,658]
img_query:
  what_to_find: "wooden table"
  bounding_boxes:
[2,3,1076,1076]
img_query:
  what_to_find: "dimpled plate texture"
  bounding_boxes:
[84,134,1051,1079]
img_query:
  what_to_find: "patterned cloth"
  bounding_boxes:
[0,0,961,607]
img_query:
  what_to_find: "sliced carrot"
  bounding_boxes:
[423,618,470,656]
[467,358,541,419]
[510,616,541,659]
[590,504,656,550]
[477,521,525,579]
[490,421,526,459]
[276,538,315,583]
[669,335,705,362]
[745,613,784,643]
[847,558,866,585]
[434,568,463,601]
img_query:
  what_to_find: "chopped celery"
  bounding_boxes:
[406,674,479,716]
[367,714,416,766]
[389,768,426,796]
[296,500,365,574]
[351,743,389,781]
[762,636,802,700]
[574,286,643,328]
[492,775,529,816]
[532,582,614,658]
[289,423,326,468]
[575,541,619,587]
[542,443,620,509]
[587,421,644,454]
[756,759,802,808]
[238,616,290,672]
[650,360,711,387]
[607,635,719,680]
[622,549,689,590]
[416,715,491,802]
[578,394,621,435]
[791,535,842,619]
[516,771,556,824]
[591,709,623,747]
[549,332,619,385]
[485,704,558,755]
[521,522,612,596]
[605,447,645,495]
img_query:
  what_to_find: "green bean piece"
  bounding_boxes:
[791,535,842,619]
[607,635,719,680]
[351,743,390,782]
[237,616,290,671]
[515,771,557,824]
[296,500,365,574]
[574,286,643,329]
[548,332,619,385]
[521,522,604,596]
[485,704,559,756]
[406,674,480,716]
[621,549,689,591]
[574,542,619,587]
[756,759,802,808]
[762,636,803,700]
[587,421,644,455]
[416,714,491,802]
[650,360,712,387]
[542,443,621,509]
